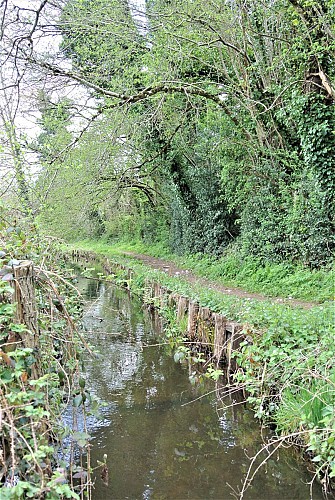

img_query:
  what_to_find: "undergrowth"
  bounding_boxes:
[0,220,100,498]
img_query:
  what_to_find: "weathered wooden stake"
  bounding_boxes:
[177,296,189,322]
[197,306,214,348]
[226,323,243,377]
[213,314,226,365]
[13,261,38,349]
[187,301,199,339]
[13,260,40,378]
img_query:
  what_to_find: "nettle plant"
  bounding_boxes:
[234,316,335,486]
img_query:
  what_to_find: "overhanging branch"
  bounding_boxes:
[29,56,252,140]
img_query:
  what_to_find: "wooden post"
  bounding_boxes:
[153,283,163,306]
[226,323,243,378]
[187,301,199,339]
[13,261,38,348]
[213,314,226,365]
[127,269,133,290]
[167,293,178,309]
[197,307,215,351]
[176,296,189,322]
[13,260,39,378]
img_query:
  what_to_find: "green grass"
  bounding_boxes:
[276,380,335,434]
[72,239,334,303]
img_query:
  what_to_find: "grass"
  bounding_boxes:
[72,239,334,303]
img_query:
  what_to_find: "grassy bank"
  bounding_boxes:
[69,240,335,492]
[74,240,334,303]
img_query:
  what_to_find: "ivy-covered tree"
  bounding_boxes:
[24,0,335,265]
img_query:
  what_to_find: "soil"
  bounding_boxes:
[122,252,319,309]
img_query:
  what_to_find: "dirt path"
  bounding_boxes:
[122,252,318,309]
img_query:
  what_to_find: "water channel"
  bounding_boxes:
[76,276,323,500]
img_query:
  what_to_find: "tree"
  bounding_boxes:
[0,70,32,214]
[1,0,334,265]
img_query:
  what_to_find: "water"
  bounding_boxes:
[78,278,323,500]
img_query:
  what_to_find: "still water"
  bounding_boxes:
[78,278,323,500]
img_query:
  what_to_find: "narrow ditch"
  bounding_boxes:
[72,257,325,499]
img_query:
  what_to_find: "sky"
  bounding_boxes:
[129,0,149,37]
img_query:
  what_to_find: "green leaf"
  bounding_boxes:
[0,368,13,382]
[72,431,90,447]
[73,394,83,407]
[78,377,86,389]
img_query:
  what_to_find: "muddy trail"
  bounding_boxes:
[121,252,318,309]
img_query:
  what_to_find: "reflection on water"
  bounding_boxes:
[78,278,323,500]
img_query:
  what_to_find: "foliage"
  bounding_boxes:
[30,0,335,270]
[177,250,335,302]
[61,0,147,92]
[2,0,335,488]
[235,318,335,483]
[0,212,93,497]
